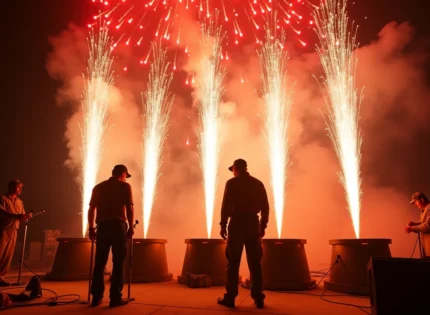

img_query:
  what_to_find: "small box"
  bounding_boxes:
[187,273,212,288]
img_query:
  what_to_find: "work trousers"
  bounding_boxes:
[91,221,127,300]
[225,216,265,301]
[0,229,17,280]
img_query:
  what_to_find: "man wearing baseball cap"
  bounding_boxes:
[217,159,269,309]
[405,192,430,258]
[87,164,134,307]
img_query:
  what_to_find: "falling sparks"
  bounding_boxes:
[142,42,174,238]
[81,24,114,236]
[197,15,226,238]
[89,0,311,53]
[313,0,363,238]
[258,12,292,239]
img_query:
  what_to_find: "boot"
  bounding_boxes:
[109,298,129,308]
[91,296,103,307]
[254,298,264,309]
[25,276,42,298]
[217,296,235,308]
[0,279,10,287]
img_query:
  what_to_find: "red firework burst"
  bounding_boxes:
[89,0,312,51]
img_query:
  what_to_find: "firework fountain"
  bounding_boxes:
[120,41,176,284]
[123,41,174,284]
[197,16,226,239]
[313,0,391,295]
[178,15,228,286]
[48,25,114,280]
[313,0,362,239]
[244,11,315,291]
[142,42,174,239]
[80,24,115,237]
[258,12,292,240]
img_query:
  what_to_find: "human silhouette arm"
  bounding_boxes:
[259,182,269,235]
[220,181,232,239]
[125,184,134,238]
[412,212,430,233]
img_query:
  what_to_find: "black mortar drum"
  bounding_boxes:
[178,239,227,286]
[46,238,94,281]
[246,239,315,290]
[125,238,172,283]
[324,238,392,295]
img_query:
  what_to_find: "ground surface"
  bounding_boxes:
[1,271,370,314]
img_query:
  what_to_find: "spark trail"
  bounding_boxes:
[81,24,114,236]
[89,0,311,53]
[197,16,226,238]
[142,42,174,238]
[313,0,363,238]
[258,12,292,239]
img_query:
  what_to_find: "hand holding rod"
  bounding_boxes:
[24,209,45,221]
[30,210,46,218]
[11,210,45,286]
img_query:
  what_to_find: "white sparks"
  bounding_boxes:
[313,0,363,238]
[197,14,226,238]
[142,42,174,238]
[258,12,293,239]
[81,24,114,237]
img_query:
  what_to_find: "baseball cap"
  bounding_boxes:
[112,164,131,178]
[410,192,427,204]
[228,159,247,172]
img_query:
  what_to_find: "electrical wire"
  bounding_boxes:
[320,289,370,314]
[241,257,371,313]
[0,260,82,310]
[310,267,331,273]
[2,239,420,312]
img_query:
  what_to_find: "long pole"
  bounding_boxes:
[15,219,28,285]
[127,220,139,301]
[11,210,45,286]
[88,234,95,302]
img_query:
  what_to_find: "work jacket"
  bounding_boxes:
[412,203,430,257]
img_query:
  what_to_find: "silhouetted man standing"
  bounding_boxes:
[217,159,269,309]
[405,192,430,258]
[88,165,134,308]
[0,180,31,286]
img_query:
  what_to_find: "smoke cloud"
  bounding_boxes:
[46,18,429,276]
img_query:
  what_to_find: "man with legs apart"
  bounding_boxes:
[88,164,135,308]
[217,159,269,309]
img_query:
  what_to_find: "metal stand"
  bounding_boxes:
[11,210,45,286]
[87,231,96,302]
[127,220,139,302]
[418,233,424,259]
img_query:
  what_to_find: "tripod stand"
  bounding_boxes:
[418,232,424,259]
[11,210,45,286]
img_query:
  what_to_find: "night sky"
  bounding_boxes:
[1,0,430,242]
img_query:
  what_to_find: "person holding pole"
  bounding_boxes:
[405,192,430,258]
[87,165,135,308]
[0,180,32,286]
